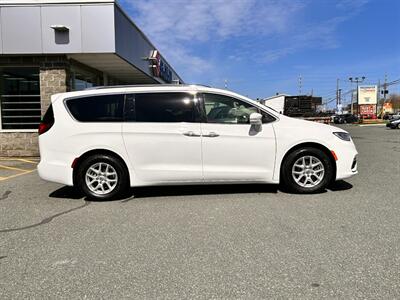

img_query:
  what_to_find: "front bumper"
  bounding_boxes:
[333,141,358,180]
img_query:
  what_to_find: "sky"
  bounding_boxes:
[119,0,400,107]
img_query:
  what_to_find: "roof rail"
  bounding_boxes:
[84,83,212,90]
[84,84,176,90]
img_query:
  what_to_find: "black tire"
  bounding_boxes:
[76,154,129,200]
[281,147,334,194]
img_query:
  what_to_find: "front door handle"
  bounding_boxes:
[182,131,201,137]
[203,132,219,137]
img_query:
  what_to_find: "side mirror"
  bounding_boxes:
[250,112,262,125]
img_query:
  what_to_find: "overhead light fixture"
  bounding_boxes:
[50,25,69,32]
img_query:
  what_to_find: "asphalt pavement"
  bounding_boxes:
[0,125,399,299]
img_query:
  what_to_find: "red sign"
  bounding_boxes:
[359,104,376,115]
[149,50,161,77]
[149,50,173,82]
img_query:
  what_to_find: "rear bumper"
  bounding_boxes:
[37,160,73,186]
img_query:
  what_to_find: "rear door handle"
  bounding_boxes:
[182,131,201,137]
[203,132,219,137]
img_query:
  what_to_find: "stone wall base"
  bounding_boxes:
[0,132,39,157]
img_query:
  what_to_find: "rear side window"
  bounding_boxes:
[66,94,124,122]
[133,92,196,123]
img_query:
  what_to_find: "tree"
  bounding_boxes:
[387,94,400,111]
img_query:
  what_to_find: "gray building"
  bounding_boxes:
[0,0,183,156]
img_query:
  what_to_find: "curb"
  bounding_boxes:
[359,124,386,127]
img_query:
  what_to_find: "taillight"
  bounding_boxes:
[38,104,55,135]
[38,122,53,135]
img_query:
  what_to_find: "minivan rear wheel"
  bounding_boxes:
[281,147,334,193]
[76,154,129,200]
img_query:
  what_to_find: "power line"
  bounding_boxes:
[321,78,400,106]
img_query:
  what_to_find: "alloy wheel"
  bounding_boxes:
[291,155,325,188]
[85,162,118,195]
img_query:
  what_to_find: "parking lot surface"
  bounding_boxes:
[0,125,399,299]
[0,158,38,181]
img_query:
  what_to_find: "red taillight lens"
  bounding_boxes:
[38,104,55,135]
[38,122,53,135]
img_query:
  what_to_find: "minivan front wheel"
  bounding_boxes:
[281,147,334,193]
[76,154,129,200]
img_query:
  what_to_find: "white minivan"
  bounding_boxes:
[38,85,358,200]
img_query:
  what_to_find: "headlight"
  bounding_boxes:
[333,132,351,141]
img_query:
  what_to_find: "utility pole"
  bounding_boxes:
[336,78,339,112]
[349,76,366,115]
[380,74,389,117]
[383,74,388,102]
[298,75,302,95]
[377,79,380,116]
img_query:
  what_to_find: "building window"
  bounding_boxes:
[0,67,41,130]
[70,65,102,91]
[72,74,95,90]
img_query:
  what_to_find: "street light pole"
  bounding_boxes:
[349,76,366,115]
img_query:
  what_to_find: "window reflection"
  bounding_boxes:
[70,65,102,91]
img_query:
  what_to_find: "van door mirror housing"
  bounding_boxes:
[250,112,262,125]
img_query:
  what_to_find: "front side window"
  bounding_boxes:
[133,92,196,123]
[203,93,260,124]
[66,94,124,122]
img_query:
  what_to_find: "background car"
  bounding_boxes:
[389,112,400,120]
[383,113,392,120]
[333,114,359,124]
[386,118,400,129]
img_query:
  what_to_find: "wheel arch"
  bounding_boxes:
[278,142,337,183]
[72,148,131,186]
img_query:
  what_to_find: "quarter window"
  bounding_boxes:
[133,93,196,123]
[66,94,124,122]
